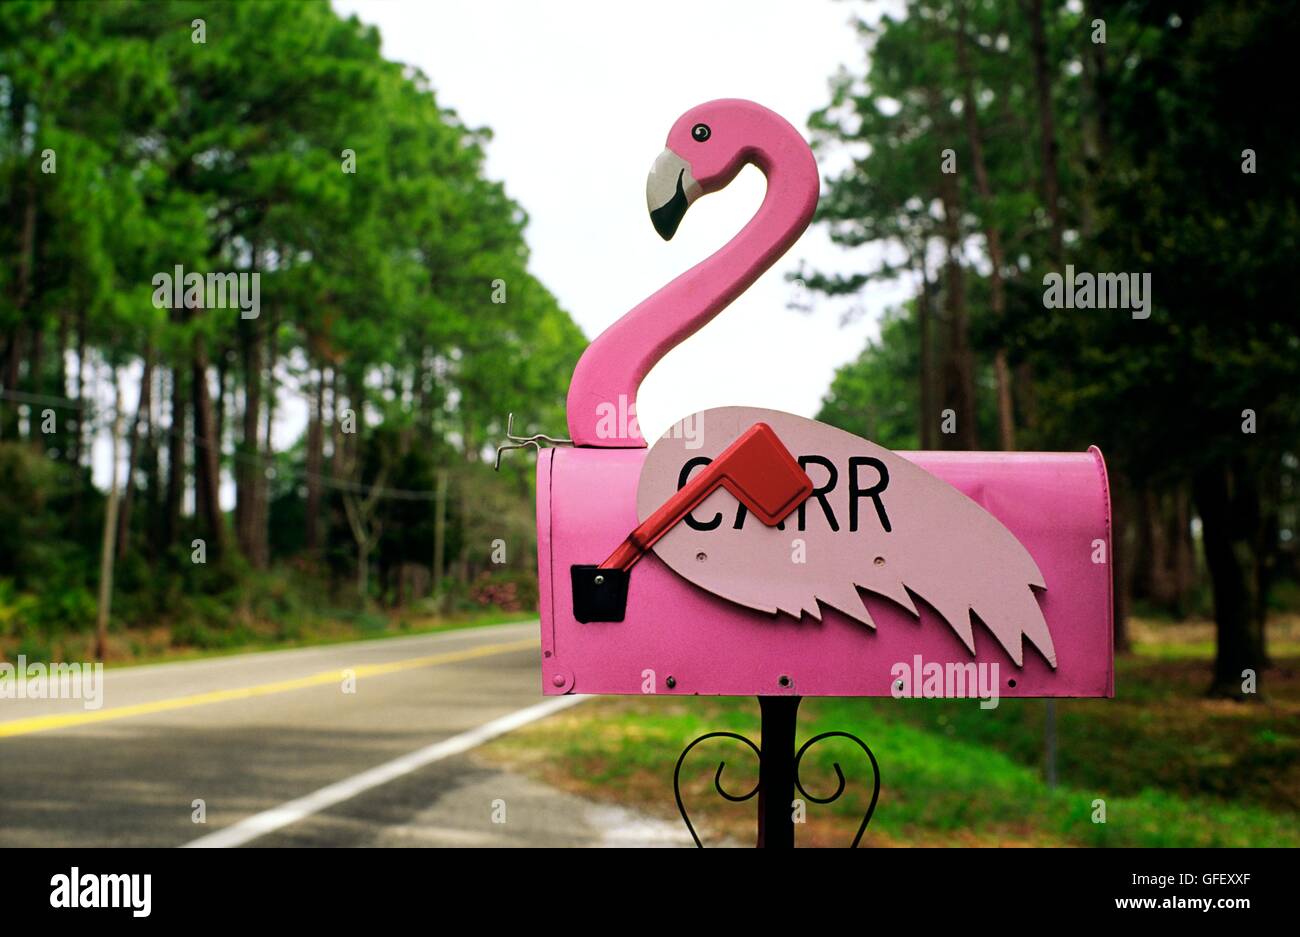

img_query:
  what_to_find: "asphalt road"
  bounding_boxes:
[0,621,690,847]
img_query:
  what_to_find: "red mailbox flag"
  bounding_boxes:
[600,422,813,573]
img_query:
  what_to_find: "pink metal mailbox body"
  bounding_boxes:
[538,443,1112,698]
[535,99,1113,699]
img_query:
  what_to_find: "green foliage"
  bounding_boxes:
[807,0,1300,667]
[0,1,584,654]
[1040,2,1300,479]
[0,444,101,635]
[817,306,922,450]
[812,0,1300,470]
[817,302,1003,449]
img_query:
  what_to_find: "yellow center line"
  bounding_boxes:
[0,638,540,740]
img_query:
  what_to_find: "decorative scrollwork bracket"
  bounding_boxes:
[673,698,881,848]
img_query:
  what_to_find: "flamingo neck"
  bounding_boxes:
[566,127,819,448]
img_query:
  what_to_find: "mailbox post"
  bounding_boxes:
[756,697,798,849]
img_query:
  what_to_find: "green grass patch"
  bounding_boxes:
[0,606,533,672]
[484,630,1300,847]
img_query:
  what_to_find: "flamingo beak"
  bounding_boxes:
[646,147,701,240]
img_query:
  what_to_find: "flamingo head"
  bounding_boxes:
[646,99,777,240]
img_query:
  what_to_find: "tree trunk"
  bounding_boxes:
[1172,485,1197,606]
[164,366,187,547]
[192,337,225,553]
[1015,361,1039,438]
[0,325,21,441]
[955,6,1015,451]
[0,328,19,441]
[1132,486,1159,603]
[1110,473,1132,653]
[344,465,386,608]
[432,468,448,600]
[116,346,154,560]
[215,348,227,461]
[27,325,45,450]
[72,307,87,466]
[1134,484,1198,613]
[328,367,341,479]
[12,89,36,312]
[10,142,37,441]
[96,377,125,660]
[56,309,71,458]
[1080,0,1110,238]
[1193,461,1269,698]
[236,317,262,564]
[337,377,385,606]
[140,364,161,556]
[458,481,471,584]
[4,110,38,442]
[913,249,936,450]
[305,365,324,552]
[258,314,278,567]
[1027,0,1064,258]
[936,168,979,451]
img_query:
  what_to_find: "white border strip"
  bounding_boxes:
[183,695,586,848]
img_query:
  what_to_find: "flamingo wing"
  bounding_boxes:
[637,407,1057,669]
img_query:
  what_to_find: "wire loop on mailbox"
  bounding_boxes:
[493,412,572,470]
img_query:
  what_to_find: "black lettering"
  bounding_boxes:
[849,456,891,532]
[680,457,721,530]
[797,455,839,531]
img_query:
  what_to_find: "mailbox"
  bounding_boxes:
[522,97,1113,705]
[538,408,1112,698]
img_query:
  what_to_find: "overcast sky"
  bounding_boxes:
[333,0,907,442]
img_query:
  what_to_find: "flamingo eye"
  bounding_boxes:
[691,123,711,142]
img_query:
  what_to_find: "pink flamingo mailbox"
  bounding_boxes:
[500,99,1113,848]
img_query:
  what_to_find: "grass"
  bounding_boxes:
[0,606,533,671]
[481,616,1300,847]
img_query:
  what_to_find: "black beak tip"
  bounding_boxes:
[648,167,689,241]
[650,205,682,241]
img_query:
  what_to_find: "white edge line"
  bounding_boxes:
[182,694,587,848]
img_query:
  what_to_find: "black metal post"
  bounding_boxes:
[756,695,801,848]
